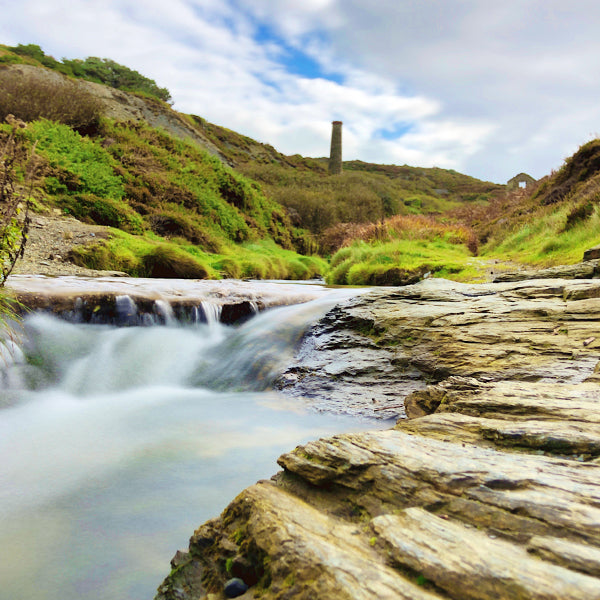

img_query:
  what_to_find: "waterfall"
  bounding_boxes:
[0,284,376,600]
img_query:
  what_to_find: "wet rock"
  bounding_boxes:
[224,578,248,598]
[155,277,600,600]
[276,278,600,418]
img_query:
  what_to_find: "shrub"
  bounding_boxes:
[0,67,101,130]
[141,245,209,279]
[563,201,595,231]
[62,56,172,103]
[56,193,144,234]
[27,120,125,199]
[148,209,223,251]
[0,118,33,284]
[320,214,479,255]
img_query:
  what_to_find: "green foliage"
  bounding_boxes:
[97,119,302,251]
[2,44,171,103]
[327,238,480,286]
[240,160,502,236]
[142,244,210,278]
[57,193,144,234]
[27,120,125,199]
[70,231,326,281]
[481,139,600,266]
[225,558,234,575]
[0,120,33,285]
[484,202,600,266]
[68,230,213,278]
[8,43,67,72]
[62,56,172,103]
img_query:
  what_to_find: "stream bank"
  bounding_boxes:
[156,277,600,600]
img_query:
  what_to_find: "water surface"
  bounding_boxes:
[0,286,382,600]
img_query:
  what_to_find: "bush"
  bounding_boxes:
[563,201,595,231]
[27,120,125,200]
[141,245,209,278]
[0,67,101,130]
[320,214,479,255]
[0,118,33,284]
[148,209,223,251]
[62,56,172,103]
[57,193,144,234]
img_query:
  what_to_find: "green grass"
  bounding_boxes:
[27,120,125,199]
[240,162,501,236]
[70,230,327,280]
[13,116,324,280]
[483,203,600,266]
[327,238,481,285]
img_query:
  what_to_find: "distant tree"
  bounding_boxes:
[8,43,73,75]
[63,57,172,103]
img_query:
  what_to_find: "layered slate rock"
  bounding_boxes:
[155,278,600,600]
[5,276,335,325]
[493,259,600,281]
[276,278,600,419]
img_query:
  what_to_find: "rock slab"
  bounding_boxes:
[155,278,600,600]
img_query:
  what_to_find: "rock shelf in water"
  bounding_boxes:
[155,277,600,600]
[5,276,335,325]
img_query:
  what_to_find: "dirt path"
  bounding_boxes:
[12,213,126,277]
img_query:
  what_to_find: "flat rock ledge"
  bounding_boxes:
[155,278,600,600]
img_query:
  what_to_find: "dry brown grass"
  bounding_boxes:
[0,67,101,130]
[320,214,479,255]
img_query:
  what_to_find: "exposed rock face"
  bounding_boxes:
[155,278,600,600]
[5,277,338,325]
[277,277,600,419]
[584,245,600,261]
[493,259,600,281]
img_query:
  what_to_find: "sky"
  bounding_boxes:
[2,0,600,183]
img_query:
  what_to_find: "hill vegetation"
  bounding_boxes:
[1,42,599,286]
[2,43,171,102]
[446,139,600,268]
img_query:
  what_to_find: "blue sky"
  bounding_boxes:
[2,0,600,183]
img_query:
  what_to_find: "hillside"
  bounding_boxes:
[444,139,600,269]
[2,42,598,285]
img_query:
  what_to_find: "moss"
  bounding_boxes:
[225,557,234,575]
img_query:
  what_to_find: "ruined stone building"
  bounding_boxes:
[507,172,536,190]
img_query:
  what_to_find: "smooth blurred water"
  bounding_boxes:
[0,288,381,600]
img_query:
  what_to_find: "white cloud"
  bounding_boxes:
[2,0,600,182]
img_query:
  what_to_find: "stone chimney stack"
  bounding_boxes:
[329,121,343,175]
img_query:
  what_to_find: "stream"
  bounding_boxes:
[0,282,385,600]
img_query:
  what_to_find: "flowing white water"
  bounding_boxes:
[0,286,381,600]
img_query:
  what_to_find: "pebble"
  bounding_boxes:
[224,578,248,598]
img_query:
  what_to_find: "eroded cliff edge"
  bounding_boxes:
[155,278,600,600]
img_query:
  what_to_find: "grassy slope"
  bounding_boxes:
[18,118,327,279]
[466,139,600,267]
[5,43,598,284]
[197,118,503,234]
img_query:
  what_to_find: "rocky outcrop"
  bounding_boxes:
[493,259,600,282]
[276,277,600,419]
[155,278,600,600]
[5,276,334,325]
[584,245,600,261]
